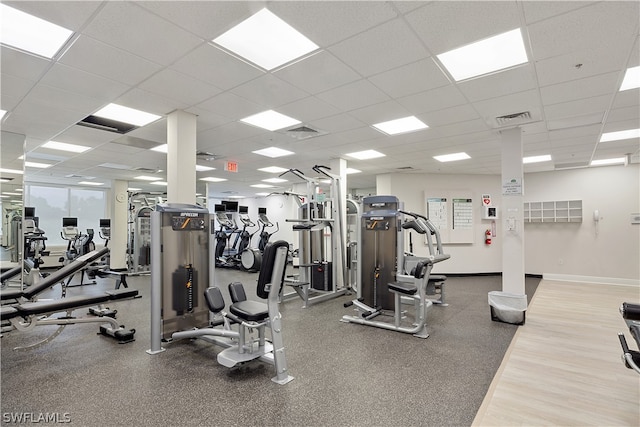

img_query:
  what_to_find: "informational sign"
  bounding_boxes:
[482,194,492,206]
[224,161,238,173]
[502,178,522,195]
[452,198,473,230]
[427,197,447,231]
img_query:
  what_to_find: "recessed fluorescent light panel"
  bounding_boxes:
[42,141,90,153]
[591,158,625,166]
[25,161,53,168]
[620,66,640,91]
[259,166,289,174]
[151,144,168,153]
[251,184,275,188]
[262,178,288,183]
[252,147,294,158]
[200,177,227,182]
[196,165,215,172]
[433,152,471,162]
[346,150,386,160]
[134,175,163,181]
[437,28,528,81]
[523,155,552,164]
[78,181,104,186]
[212,8,319,71]
[600,128,640,142]
[0,168,23,175]
[93,103,161,127]
[241,110,301,131]
[0,4,73,59]
[373,116,428,135]
[0,110,6,119]
[255,192,270,196]
[346,168,361,174]
[127,187,142,191]
[150,181,168,186]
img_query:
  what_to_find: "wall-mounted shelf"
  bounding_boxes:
[524,200,582,223]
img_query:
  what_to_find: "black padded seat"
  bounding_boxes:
[229,300,269,322]
[1,266,22,282]
[622,302,640,321]
[387,281,417,295]
[1,306,19,321]
[428,275,447,283]
[18,294,111,316]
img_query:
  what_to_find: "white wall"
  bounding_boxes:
[373,164,640,281]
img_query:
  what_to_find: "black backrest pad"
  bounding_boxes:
[22,259,87,299]
[204,287,225,313]
[413,261,426,279]
[256,240,289,300]
[228,282,247,303]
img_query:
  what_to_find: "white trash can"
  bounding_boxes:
[488,291,527,325]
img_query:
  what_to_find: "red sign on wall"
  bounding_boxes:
[225,161,238,173]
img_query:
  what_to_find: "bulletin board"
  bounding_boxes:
[425,191,474,244]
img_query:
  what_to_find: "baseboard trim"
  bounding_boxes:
[542,273,640,287]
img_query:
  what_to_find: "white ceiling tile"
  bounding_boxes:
[421,104,480,128]
[528,2,639,61]
[268,1,398,47]
[406,1,521,54]
[521,1,597,24]
[316,79,390,112]
[310,114,366,134]
[83,1,204,65]
[534,47,630,87]
[230,74,308,109]
[457,65,537,102]
[25,84,104,115]
[606,106,640,126]
[194,92,263,122]
[471,89,541,120]
[348,101,412,125]
[1,73,35,103]
[59,35,162,86]
[544,94,611,120]
[548,123,601,141]
[328,18,428,77]
[275,51,361,95]
[5,101,85,140]
[0,46,51,81]
[369,58,451,98]
[138,1,259,40]
[398,85,466,114]
[138,69,221,107]
[540,72,620,106]
[170,44,264,90]
[115,88,187,117]
[611,89,640,109]
[278,96,340,124]
[601,119,640,134]
[39,63,128,101]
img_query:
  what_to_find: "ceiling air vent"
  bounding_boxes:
[396,166,414,170]
[77,115,138,134]
[196,151,217,161]
[495,111,531,126]
[133,167,158,173]
[280,125,326,141]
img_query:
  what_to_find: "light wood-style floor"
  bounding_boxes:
[473,280,640,426]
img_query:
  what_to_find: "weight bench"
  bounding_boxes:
[1,248,110,302]
[1,266,22,287]
[1,287,138,350]
[618,302,640,374]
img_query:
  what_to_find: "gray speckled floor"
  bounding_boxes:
[1,267,538,426]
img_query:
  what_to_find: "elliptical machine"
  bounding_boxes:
[214,204,238,268]
[237,206,261,271]
[257,207,279,253]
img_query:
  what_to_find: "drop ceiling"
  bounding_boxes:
[1,0,638,198]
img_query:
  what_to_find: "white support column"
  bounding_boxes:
[167,110,197,205]
[110,179,128,270]
[500,127,525,295]
[331,158,348,288]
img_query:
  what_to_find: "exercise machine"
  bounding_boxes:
[341,196,450,338]
[0,248,137,350]
[237,206,261,272]
[214,203,239,268]
[59,217,97,291]
[280,166,348,308]
[22,215,48,287]
[618,302,640,374]
[147,203,293,384]
[257,207,279,252]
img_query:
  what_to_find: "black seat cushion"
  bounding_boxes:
[1,306,19,321]
[0,288,24,301]
[229,300,268,322]
[622,302,640,321]
[388,281,417,295]
[105,289,139,300]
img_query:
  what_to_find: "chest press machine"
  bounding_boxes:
[147,204,293,385]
